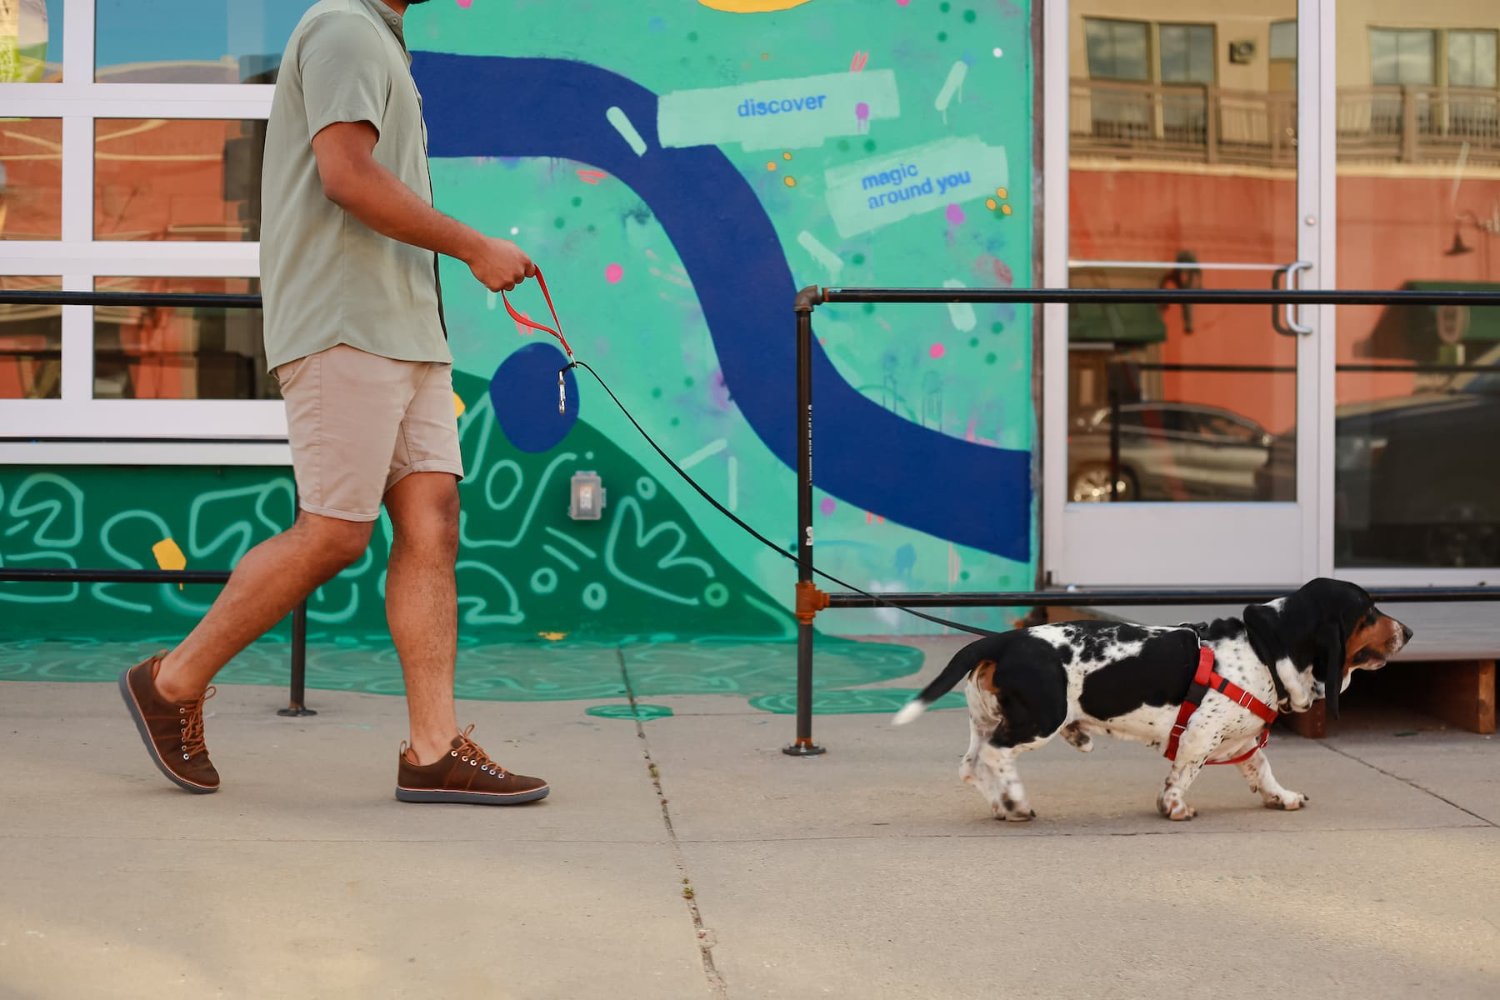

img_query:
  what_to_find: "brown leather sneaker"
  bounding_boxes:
[395,724,549,805]
[118,653,220,794]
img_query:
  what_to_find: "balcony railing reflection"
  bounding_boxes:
[1072,79,1500,168]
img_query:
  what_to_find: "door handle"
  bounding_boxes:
[1271,266,1292,336]
[1283,260,1313,336]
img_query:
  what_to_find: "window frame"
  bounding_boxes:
[1157,22,1217,86]
[1446,28,1499,89]
[1369,26,1438,86]
[1083,17,1152,83]
[0,0,284,449]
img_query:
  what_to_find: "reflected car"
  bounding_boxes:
[1068,402,1274,502]
[1257,358,1500,567]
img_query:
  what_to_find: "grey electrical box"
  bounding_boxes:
[569,471,606,520]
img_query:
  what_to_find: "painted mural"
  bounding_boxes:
[0,0,1035,641]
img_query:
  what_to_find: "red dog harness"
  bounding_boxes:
[1163,646,1279,765]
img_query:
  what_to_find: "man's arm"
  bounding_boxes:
[312,121,533,292]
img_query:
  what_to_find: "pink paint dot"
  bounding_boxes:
[930,343,945,359]
[819,498,837,516]
[897,0,910,5]
[455,0,473,8]
[604,263,624,284]
[945,203,965,225]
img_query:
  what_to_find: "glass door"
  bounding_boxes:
[1043,0,1330,586]
[1332,2,1500,583]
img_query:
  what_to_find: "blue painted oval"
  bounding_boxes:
[488,341,579,453]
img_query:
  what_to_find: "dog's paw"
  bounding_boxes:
[1265,790,1308,811]
[1158,789,1196,821]
[1061,724,1094,753]
[996,808,1036,823]
[991,796,1036,822]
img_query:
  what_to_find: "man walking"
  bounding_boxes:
[119,0,549,805]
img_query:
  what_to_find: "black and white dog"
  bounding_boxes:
[894,579,1412,821]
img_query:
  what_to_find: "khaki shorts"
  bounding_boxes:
[275,344,465,522]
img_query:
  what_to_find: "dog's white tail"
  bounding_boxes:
[892,646,987,726]
[892,699,928,726]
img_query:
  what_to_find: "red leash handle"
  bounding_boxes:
[501,266,574,359]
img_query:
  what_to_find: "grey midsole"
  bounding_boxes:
[394,786,550,805]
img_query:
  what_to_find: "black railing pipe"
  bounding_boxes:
[785,289,825,756]
[825,587,1500,609]
[0,288,307,716]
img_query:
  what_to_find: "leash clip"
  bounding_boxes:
[500,267,577,417]
[558,361,578,415]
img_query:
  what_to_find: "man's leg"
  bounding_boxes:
[119,511,373,793]
[154,513,373,702]
[379,364,549,805]
[383,471,461,764]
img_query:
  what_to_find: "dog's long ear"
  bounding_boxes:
[1243,603,1284,667]
[1315,622,1346,719]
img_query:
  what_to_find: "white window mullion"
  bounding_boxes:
[60,0,95,97]
[87,84,275,114]
[59,0,97,414]
[59,273,93,403]
[0,242,260,275]
[59,114,92,244]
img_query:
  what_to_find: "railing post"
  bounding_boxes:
[785,287,825,757]
[1204,84,1219,164]
[278,491,316,717]
[1401,85,1419,163]
[1271,92,1290,166]
[1107,361,1123,502]
[278,598,316,717]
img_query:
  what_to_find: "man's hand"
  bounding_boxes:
[466,236,536,293]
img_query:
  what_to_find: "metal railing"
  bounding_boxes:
[0,288,312,716]
[785,284,1500,756]
[1071,79,1500,168]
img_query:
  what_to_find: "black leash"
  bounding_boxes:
[563,358,1000,638]
[510,272,999,637]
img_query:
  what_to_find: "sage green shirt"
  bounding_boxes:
[260,0,448,372]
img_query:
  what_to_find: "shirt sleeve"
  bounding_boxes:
[298,13,391,141]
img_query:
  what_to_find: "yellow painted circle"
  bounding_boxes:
[700,0,815,11]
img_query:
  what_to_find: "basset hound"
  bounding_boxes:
[894,579,1412,821]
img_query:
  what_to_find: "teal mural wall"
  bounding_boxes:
[0,0,1036,641]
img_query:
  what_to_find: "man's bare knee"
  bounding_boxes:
[295,513,373,568]
[388,476,460,554]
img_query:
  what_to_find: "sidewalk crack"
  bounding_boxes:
[618,648,727,998]
[1319,741,1498,827]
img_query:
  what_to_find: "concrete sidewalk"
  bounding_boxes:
[3,669,1498,999]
